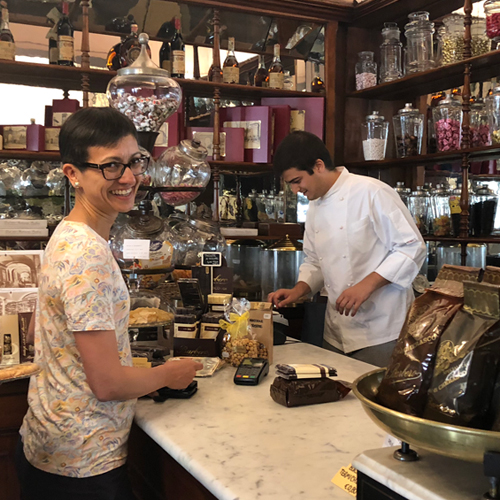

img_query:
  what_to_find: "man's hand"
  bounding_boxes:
[268,281,311,308]
[336,272,390,317]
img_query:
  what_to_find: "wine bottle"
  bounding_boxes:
[48,28,58,65]
[171,17,185,78]
[311,63,325,93]
[57,1,74,66]
[254,55,267,87]
[223,37,239,84]
[0,2,15,61]
[159,40,171,73]
[267,44,284,89]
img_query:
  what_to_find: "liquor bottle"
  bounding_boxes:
[267,44,284,89]
[0,2,15,61]
[48,28,58,65]
[57,1,74,66]
[311,63,325,93]
[119,24,141,68]
[159,39,171,73]
[106,39,123,71]
[223,37,239,84]
[171,17,185,78]
[254,55,267,87]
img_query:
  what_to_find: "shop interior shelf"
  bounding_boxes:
[0,150,61,161]
[346,50,500,101]
[424,236,500,243]
[0,60,317,99]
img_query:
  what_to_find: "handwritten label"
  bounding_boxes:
[201,252,222,267]
[331,463,357,497]
[123,239,150,260]
[132,357,151,368]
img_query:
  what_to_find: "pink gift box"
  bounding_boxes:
[186,127,245,162]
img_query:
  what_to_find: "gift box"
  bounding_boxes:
[45,127,60,151]
[2,123,44,151]
[187,127,245,162]
[152,110,182,157]
[265,105,291,150]
[52,98,80,127]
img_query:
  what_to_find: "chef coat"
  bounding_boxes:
[297,167,426,353]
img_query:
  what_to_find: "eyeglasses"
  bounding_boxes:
[75,155,150,180]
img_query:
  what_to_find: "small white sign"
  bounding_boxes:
[123,239,150,260]
[200,252,222,267]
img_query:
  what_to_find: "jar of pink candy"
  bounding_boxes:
[470,98,491,147]
[485,0,500,49]
[432,93,463,152]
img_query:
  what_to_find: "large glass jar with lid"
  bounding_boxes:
[489,84,500,144]
[441,14,465,65]
[470,98,491,147]
[361,111,389,161]
[154,139,211,206]
[432,93,462,151]
[107,33,182,151]
[431,184,452,237]
[404,11,435,73]
[470,185,498,237]
[471,17,491,56]
[394,181,410,207]
[355,51,377,90]
[485,0,500,50]
[392,103,424,157]
[379,22,403,83]
[407,186,431,235]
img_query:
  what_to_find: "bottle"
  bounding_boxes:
[284,70,295,90]
[223,37,239,84]
[119,24,141,68]
[48,28,58,65]
[276,191,285,223]
[0,2,15,61]
[159,39,171,73]
[171,17,185,78]
[311,63,325,93]
[267,44,284,89]
[254,55,268,87]
[57,1,74,66]
[106,39,123,71]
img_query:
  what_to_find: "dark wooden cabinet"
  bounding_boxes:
[357,471,408,500]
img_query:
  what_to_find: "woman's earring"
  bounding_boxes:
[74,181,80,188]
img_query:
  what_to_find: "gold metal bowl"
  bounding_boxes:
[353,368,500,463]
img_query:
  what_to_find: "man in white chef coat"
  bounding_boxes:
[268,131,426,367]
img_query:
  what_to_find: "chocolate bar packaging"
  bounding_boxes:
[423,281,500,427]
[270,377,351,408]
[377,265,482,417]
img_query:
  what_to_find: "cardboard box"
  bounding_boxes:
[266,104,291,151]
[0,314,20,366]
[2,124,45,151]
[45,127,60,151]
[249,302,274,363]
[52,98,80,127]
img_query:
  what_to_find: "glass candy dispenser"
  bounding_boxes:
[379,23,403,83]
[431,185,452,237]
[392,103,424,158]
[404,11,435,73]
[361,111,389,161]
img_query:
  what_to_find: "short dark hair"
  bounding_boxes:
[59,107,138,165]
[273,131,334,176]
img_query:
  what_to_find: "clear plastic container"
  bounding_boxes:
[404,11,435,73]
[471,17,491,56]
[355,51,377,90]
[361,111,389,161]
[379,23,403,83]
[408,186,431,235]
[441,14,465,65]
[392,103,424,157]
[154,139,211,206]
[470,98,491,147]
[431,184,452,237]
[433,93,462,151]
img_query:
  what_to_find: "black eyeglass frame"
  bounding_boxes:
[74,155,150,180]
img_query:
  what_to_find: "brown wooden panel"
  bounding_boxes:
[0,433,21,500]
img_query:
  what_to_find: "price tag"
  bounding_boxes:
[383,434,402,448]
[331,463,357,497]
[123,239,150,260]
[132,357,151,368]
[200,252,222,267]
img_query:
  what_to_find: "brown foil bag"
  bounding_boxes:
[423,281,500,427]
[270,377,351,407]
[377,265,481,417]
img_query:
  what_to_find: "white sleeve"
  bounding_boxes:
[370,188,427,289]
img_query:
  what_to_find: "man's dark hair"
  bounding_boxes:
[273,131,334,176]
[59,107,138,166]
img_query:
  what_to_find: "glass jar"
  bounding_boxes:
[471,17,491,56]
[21,161,50,197]
[441,14,465,65]
[489,84,500,144]
[470,98,491,147]
[431,184,452,237]
[485,0,500,49]
[276,190,285,223]
[243,189,258,222]
[394,181,410,207]
[265,191,276,221]
[435,25,446,66]
[154,139,211,206]
[257,190,268,221]
[361,111,389,161]
[392,103,424,157]
[46,167,65,197]
[470,185,498,237]
[355,51,377,90]
[379,23,403,83]
[449,184,464,237]
[0,163,22,196]
[404,11,435,73]
[432,93,462,151]
[107,32,182,149]
[408,186,431,235]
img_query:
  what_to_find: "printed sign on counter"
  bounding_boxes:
[201,252,222,267]
[331,463,357,497]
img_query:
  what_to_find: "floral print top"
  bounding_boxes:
[20,220,135,478]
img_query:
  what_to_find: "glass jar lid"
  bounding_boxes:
[397,103,420,116]
[179,139,209,161]
[127,200,163,235]
[381,22,401,39]
[358,51,374,60]
[365,110,385,123]
[438,93,462,107]
[405,10,434,33]
[412,186,429,196]
[475,184,496,196]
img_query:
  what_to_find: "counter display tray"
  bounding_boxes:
[0,362,40,385]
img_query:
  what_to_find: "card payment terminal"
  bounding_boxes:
[234,358,269,385]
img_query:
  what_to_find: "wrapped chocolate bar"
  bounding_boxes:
[270,377,351,408]
[275,363,337,380]
[423,281,500,427]
[377,265,482,417]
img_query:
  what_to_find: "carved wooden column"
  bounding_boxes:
[460,0,473,265]
[80,0,90,108]
[212,9,222,222]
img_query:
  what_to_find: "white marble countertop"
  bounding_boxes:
[353,447,490,500]
[134,341,386,500]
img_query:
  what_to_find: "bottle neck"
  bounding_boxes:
[175,18,181,33]
[1,8,9,29]
[228,38,235,54]
[259,56,266,69]
[273,45,281,62]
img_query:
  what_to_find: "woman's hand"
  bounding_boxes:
[162,358,203,390]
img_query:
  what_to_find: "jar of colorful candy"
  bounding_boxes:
[432,93,462,151]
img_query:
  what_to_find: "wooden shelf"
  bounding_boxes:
[0,60,318,99]
[424,236,500,244]
[347,50,500,101]
[0,150,61,161]
[211,161,273,175]
[0,236,49,242]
